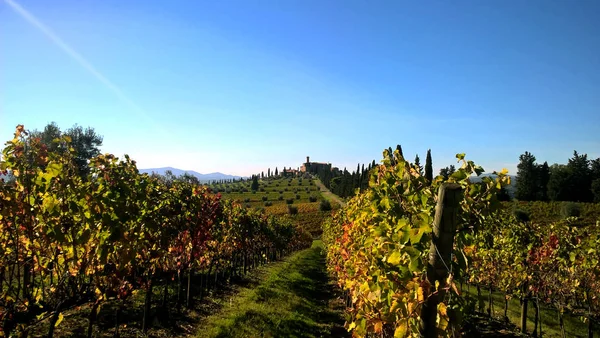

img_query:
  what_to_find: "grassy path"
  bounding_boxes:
[196,240,348,338]
[314,179,346,207]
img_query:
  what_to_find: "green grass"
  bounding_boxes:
[196,240,348,338]
[464,286,594,337]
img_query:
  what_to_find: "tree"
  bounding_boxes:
[261,171,264,179]
[566,151,591,202]
[65,124,103,177]
[179,172,200,185]
[547,164,571,201]
[30,122,103,178]
[425,149,433,183]
[251,175,259,191]
[396,144,404,158]
[592,179,600,203]
[591,158,600,180]
[516,151,538,201]
[439,165,456,180]
[275,167,278,176]
[30,122,62,152]
[387,147,395,165]
[414,154,422,175]
[537,161,550,201]
[268,168,271,177]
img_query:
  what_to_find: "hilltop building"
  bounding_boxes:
[301,156,336,174]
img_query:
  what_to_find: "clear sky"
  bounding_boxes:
[1,0,599,176]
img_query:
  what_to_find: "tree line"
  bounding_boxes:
[516,151,600,202]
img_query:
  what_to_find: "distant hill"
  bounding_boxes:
[139,167,243,182]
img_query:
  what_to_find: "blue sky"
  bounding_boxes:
[2,0,599,176]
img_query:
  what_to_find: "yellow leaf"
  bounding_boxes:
[417,287,425,302]
[348,322,356,331]
[438,302,447,317]
[394,321,407,337]
[388,251,402,265]
[55,313,64,327]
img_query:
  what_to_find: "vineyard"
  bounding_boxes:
[323,150,600,337]
[211,177,339,237]
[0,126,312,337]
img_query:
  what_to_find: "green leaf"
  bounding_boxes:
[409,228,424,244]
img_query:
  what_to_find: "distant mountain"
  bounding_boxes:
[139,167,243,182]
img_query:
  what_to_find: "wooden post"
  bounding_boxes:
[521,292,528,334]
[419,183,462,338]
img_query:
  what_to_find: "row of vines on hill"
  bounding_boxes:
[323,150,511,337]
[0,126,312,337]
[324,149,600,337]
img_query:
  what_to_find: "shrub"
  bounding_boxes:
[286,198,294,204]
[561,202,581,218]
[309,195,317,202]
[264,201,273,206]
[295,194,300,200]
[279,191,283,194]
[284,187,289,191]
[278,196,284,201]
[244,198,250,203]
[287,205,298,215]
[252,190,256,194]
[262,196,268,201]
[514,209,530,223]
[245,203,251,209]
[320,200,332,211]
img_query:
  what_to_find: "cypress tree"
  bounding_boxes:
[388,147,395,164]
[275,167,278,176]
[251,175,259,191]
[414,154,422,174]
[396,144,404,158]
[425,149,433,183]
